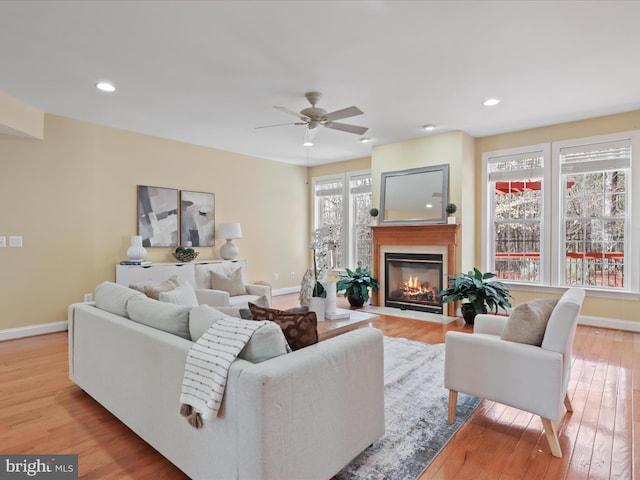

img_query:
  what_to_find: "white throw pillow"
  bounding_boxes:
[189,304,288,363]
[95,281,145,318]
[127,295,191,340]
[159,282,199,307]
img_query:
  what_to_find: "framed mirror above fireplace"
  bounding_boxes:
[379,164,449,225]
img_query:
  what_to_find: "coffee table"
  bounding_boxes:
[317,308,379,341]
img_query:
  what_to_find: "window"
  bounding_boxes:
[483,145,550,284]
[556,137,631,289]
[312,170,372,270]
[484,131,639,293]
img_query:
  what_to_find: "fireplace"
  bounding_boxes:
[385,253,444,314]
[371,224,459,316]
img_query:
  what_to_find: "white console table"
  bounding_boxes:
[115,259,247,286]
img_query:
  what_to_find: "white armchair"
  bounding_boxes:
[444,287,585,457]
[193,262,271,308]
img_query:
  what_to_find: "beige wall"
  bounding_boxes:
[371,131,475,272]
[0,114,309,330]
[476,110,640,322]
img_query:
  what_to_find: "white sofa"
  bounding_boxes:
[68,285,385,480]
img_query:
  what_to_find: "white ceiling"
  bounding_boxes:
[1,0,639,166]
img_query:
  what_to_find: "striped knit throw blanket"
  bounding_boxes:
[179,317,270,428]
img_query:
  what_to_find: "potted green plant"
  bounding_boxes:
[438,268,512,324]
[336,267,379,308]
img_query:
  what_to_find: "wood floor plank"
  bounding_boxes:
[1,293,637,480]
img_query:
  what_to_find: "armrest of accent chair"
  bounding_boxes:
[473,313,508,335]
[194,283,272,308]
[444,331,565,419]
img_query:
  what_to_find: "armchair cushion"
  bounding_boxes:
[210,268,247,296]
[248,303,318,351]
[501,299,557,346]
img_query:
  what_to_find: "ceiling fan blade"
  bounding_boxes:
[324,122,368,135]
[324,106,363,121]
[274,106,309,121]
[255,122,303,129]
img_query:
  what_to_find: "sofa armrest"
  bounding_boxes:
[195,288,231,307]
[235,328,385,480]
[445,331,565,419]
[245,283,271,301]
[473,314,508,336]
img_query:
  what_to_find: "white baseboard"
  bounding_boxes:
[578,315,640,333]
[273,286,300,296]
[0,321,68,342]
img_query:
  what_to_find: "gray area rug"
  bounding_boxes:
[336,336,481,480]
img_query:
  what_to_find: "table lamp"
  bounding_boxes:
[218,222,243,260]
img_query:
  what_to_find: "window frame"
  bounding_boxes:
[482,130,640,297]
[311,169,372,271]
[552,131,639,293]
[482,144,551,286]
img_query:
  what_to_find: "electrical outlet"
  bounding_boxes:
[0,236,5,248]
[273,273,279,281]
[84,293,93,302]
[9,236,22,247]
[290,271,295,278]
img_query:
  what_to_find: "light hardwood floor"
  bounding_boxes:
[1,294,638,479]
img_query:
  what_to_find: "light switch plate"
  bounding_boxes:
[9,236,22,247]
[0,236,5,248]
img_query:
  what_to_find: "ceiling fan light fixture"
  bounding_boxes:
[96,81,116,92]
[303,141,313,147]
[482,98,500,107]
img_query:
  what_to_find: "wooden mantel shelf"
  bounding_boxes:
[371,224,459,316]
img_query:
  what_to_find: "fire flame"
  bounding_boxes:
[401,276,437,299]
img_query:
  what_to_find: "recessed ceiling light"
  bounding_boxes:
[425,203,433,208]
[422,124,436,131]
[303,141,313,147]
[96,82,116,92]
[360,137,372,143]
[482,98,500,107]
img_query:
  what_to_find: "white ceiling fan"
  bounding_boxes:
[257,92,368,143]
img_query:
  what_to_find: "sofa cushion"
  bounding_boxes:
[248,303,318,351]
[501,299,558,346]
[210,267,247,296]
[159,282,199,307]
[189,304,289,363]
[130,275,179,300]
[127,295,191,340]
[95,281,145,318]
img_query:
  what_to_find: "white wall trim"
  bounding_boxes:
[273,286,300,296]
[0,321,68,342]
[578,315,640,333]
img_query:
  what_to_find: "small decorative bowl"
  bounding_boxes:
[173,251,199,262]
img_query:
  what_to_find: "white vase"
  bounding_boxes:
[322,281,337,315]
[126,235,147,261]
[309,296,325,322]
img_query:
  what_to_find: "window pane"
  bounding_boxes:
[350,174,373,269]
[492,176,542,283]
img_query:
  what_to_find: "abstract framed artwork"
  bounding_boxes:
[180,190,215,247]
[137,185,179,247]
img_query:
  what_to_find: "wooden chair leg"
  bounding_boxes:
[541,417,562,458]
[564,393,573,413]
[447,390,458,424]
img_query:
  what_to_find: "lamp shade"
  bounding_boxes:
[218,222,243,240]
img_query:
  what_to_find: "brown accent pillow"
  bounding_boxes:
[210,268,247,296]
[130,275,179,300]
[248,303,318,351]
[501,299,558,346]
